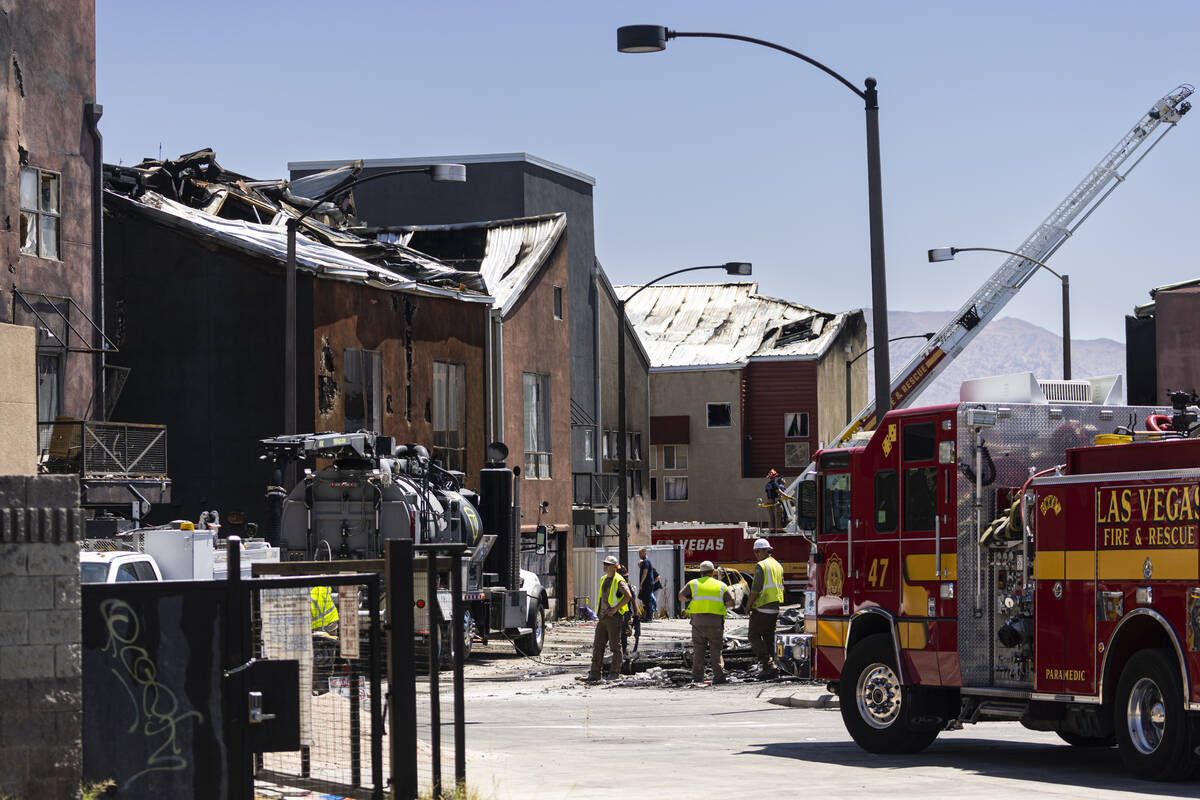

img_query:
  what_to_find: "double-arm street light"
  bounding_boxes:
[617,262,752,568]
[283,164,466,446]
[928,246,1071,380]
[617,24,894,422]
[845,333,934,425]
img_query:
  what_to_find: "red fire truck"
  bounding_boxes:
[800,378,1200,780]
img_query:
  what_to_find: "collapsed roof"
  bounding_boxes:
[362,213,567,315]
[102,149,489,295]
[616,282,860,369]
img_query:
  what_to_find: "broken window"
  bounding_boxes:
[20,167,60,260]
[776,318,815,347]
[523,372,552,478]
[432,361,466,471]
[784,412,809,438]
[707,402,732,428]
[343,348,382,433]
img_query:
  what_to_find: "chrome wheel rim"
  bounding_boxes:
[1126,676,1166,755]
[534,608,544,648]
[857,662,901,729]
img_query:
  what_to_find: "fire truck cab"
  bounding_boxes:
[802,374,1200,780]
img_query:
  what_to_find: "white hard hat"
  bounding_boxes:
[603,555,619,566]
[753,538,773,550]
[699,560,715,572]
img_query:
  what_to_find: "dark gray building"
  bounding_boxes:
[289,154,652,548]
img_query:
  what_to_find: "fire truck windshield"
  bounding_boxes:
[822,473,851,535]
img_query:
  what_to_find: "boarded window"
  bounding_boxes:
[784,441,810,468]
[432,361,466,471]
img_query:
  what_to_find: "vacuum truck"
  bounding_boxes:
[260,432,548,657]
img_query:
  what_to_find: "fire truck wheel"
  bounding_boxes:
[515,601,546,656]
[839,633,939,754]
[1114,648,1191,780]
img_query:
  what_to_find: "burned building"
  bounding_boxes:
[103,152,492,525]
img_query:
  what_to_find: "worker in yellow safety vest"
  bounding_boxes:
[582,555,633,682]
[679,561,734,684]
[746,538,785,679]
[310,586,339,634]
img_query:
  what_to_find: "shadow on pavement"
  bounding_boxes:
[743,737,1200,796]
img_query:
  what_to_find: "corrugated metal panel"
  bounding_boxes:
[744,361,818,478]
[618,282,854,368]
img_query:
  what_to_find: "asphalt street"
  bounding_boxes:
[417,621,1200,800]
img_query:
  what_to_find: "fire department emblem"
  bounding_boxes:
[826,554,845,597]
[1039,496,1062,516]
[881,424,898,458]
[1143,557,1154,580]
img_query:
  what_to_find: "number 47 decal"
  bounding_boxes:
[867,558,889,588]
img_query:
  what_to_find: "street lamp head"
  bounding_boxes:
[617,25,669,53]
[724,262,752,275]
[927,247,956,263]
[429,164,467,183]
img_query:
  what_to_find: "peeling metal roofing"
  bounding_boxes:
[102,149,489,296]
[368,213,566,315]
[615,282,857,368]
[104,190,492,302]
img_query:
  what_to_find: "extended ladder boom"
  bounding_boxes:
[835,83,1193,445]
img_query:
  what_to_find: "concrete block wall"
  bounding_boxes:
[0,475,83,800]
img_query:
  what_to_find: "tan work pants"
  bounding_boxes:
[691,615,725,681]
[590,614,623,678]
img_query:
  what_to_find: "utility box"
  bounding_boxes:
[140,529,216,580]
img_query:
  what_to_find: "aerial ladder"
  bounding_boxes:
[782,83,1193,528]
[838,83,1192,443]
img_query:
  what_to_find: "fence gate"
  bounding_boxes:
[248,571,385,800]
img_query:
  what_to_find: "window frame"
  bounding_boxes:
[706,402,733,428]
[662,444,688,471]
[522,371,552,478]
[432,360,467,471]
[343,348,383,434]
[553,285,563,320]
[663,476,689,502]
[784,412,810,439]
[19,166,62,261]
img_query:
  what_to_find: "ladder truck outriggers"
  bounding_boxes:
[791,85,1200,780]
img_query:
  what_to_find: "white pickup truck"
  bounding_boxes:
[79,549,163,584]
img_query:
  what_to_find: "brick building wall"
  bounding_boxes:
[0,475,83,800]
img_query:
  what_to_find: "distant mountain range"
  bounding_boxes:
[863,311,1126,406]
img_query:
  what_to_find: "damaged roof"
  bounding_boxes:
[364,213,566,315]
[103,149,489,297]
[616,282,858,369]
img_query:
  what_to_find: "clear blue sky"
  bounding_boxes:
[97,0,1199,344]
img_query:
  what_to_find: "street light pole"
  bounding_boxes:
[616,262,752,569]
[617,25,893,419]
[283,164,466,453]
[845,333,934,425]
[928,246,1070,380]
